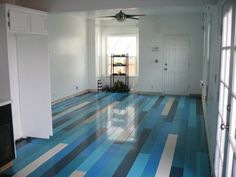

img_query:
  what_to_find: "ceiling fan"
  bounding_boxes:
[97,10,146,22]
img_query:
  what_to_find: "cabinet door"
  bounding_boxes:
[8,35,22,141]
[0,104,15,166]
[31,13,48,34]
[17,35,52,139]
[8,9,30,32]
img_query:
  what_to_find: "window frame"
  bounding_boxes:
[105,34,138,77]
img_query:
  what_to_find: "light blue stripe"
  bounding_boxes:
[143,97,159,111]
[127,153,150,177]
[76,97,151,172]
[188,99,197,127]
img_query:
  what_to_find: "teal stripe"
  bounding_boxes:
[127,153,150,177]
[3,94,211,177]
[188,99,197,127]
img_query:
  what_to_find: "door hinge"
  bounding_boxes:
[220,122,229,130]
[8,21,11,29]
[227,104,231,112]
[7,10,11,29]
[7,10,10,18]
[220,24,223,36]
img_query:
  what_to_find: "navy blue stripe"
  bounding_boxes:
[53,94,111,128]
[197,115,208,153]
[2,93,211,177]
[196,98,203,116]
[114,111,148,144]
[52,92,97,115]
[0,174,12,177]
[152,96,164,108]
[166,97,179,122]
[136,111,148,124]
[41,128,107,176]
[170,166,184,177]
[112,129,151,177]
[133,97,146,110]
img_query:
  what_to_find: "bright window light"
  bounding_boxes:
[106,36,137,76]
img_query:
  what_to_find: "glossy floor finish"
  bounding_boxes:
[2,92,211,177]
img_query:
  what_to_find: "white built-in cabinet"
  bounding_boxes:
[0,4,52,140]
[7,5,48,34]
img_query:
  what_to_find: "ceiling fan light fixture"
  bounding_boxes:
[116,10,127,22]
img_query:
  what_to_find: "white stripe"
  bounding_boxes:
[155,134,178,177]
[53,101,90,120]
[161,97,175,116]
[13,143,67,177]
[70,170,86,177]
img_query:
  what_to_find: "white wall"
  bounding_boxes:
[87,20,103,91]
[138,14,204,94]
[15,0,217,12]
[48,13,88,102]
[0,0,16,4]
[95,22,102,84]
[202,5,221,171]
[0,7,11,100]
[87,19,97,91]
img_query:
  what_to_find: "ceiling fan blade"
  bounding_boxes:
[96,15,116,18]
[127,17,140,20]
[126,14,146,17]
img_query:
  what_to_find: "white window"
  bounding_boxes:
[106,35,137,76]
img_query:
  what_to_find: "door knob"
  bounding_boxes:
[165,63,167,66]
[164,68,167,71]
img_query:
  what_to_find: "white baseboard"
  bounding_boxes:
[51,89,89,105]
[135,90,164,95]
[88,89,97,93]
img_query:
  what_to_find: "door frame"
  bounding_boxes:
[214,0,236,176]
[163,35,190,95]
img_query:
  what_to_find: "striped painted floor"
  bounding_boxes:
[2,92,211,177]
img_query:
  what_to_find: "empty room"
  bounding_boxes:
[0,0,236,177]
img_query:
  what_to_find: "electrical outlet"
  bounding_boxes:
[152,47,159,52]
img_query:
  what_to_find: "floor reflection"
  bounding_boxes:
[3,92,211,177]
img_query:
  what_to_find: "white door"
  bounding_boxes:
[16,35,53,139]
[164,36,190,94]
[224,1,236,176]
[8,35,22,140]
[214,1,236,176]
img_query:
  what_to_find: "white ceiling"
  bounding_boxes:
[16,0,217,12]
[83,6,206,19]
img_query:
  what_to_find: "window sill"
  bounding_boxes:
[101,76,138,78]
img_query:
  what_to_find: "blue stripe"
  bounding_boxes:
[3,94,211,177]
